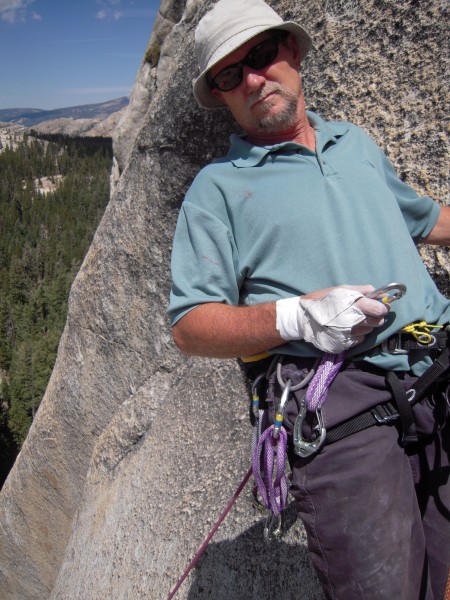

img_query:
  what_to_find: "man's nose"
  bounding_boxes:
[243,68,266,90]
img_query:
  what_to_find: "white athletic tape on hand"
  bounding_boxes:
[276,288,367,353]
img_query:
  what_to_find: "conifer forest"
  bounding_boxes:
[0,133,112,485]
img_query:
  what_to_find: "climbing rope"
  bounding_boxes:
[166,468,252,600]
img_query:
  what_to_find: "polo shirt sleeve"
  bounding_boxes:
[168,198,241,326]
[378,147,441,242]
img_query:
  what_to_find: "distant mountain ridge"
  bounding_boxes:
[0,97,128,128]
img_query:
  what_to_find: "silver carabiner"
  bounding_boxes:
[293,399,327,457]
[251,373,266,418]
[273,378,291,439]
[264,512,284,542]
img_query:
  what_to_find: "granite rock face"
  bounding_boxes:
[0,1,448,599]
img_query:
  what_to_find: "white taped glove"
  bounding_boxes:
[276,288,367,353]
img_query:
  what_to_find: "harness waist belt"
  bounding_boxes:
[242,330,448,364]
[325,401,399,445]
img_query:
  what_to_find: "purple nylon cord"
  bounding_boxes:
[252,352,345,537]
[304,352,345,411]
[252,425,288,517]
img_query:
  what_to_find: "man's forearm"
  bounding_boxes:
[172,302,285,358]
[171,286,388,359]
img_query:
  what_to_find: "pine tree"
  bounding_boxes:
[0,133,112,485]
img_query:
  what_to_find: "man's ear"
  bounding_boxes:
[211,88,227,105]
[286,34,301,69]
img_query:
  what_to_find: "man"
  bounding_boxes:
[168,0,450,598]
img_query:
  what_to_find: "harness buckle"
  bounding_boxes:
[382,333,408,355]
[371,403,399,424]
[293,399,327,457]
[406,388,416,404]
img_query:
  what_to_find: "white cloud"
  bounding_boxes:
[0,0,36,23]
[95,0,121,20]
[95,0,154,21]
[31,10,41,20]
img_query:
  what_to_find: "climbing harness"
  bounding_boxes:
[247,322,449,541]
[325,323,450,448]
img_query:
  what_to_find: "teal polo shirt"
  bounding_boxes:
[169,112,449,374]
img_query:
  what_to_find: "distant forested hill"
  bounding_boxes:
[0,133,112,485]
[0,97,128,128]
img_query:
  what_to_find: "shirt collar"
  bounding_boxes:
[227,111,350,168]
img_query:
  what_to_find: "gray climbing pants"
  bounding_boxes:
[282,362,450,600]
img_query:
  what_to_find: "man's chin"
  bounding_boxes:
[256,111,297,133]
[250,97,298,132]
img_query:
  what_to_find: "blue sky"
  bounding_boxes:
[0,0,160,110]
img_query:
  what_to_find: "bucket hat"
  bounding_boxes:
[193,0,313,109]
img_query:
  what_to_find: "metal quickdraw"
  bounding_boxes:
[273,379,291,439]
[251,357,317,540]
[264,512,284,542]
[250,371,285,540]
[251,373,266,419]
[292,351,345,457]
[252,424,288,540]
[250,373,269,515]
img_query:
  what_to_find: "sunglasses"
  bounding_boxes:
[209,32,288,92]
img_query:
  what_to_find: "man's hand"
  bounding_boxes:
[276,285,389,354]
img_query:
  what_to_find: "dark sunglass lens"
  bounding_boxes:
[210,36,281,92]
[214,66,241,91]
[247,38,279,69]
